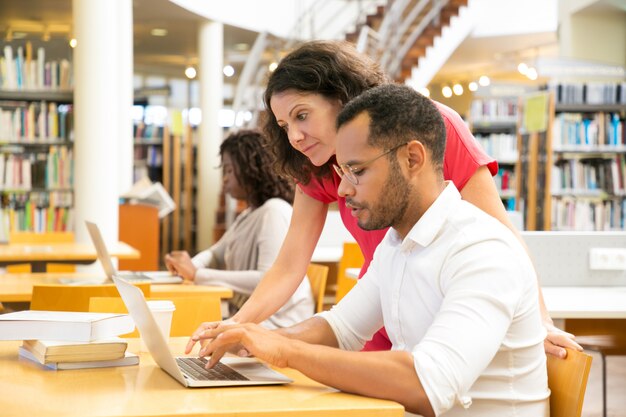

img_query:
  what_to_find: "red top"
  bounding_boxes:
[299,100,498,350]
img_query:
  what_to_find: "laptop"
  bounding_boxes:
[112,275,293,387]
[86,220,183,284]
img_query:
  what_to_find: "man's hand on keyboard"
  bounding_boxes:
[197,322,291,370]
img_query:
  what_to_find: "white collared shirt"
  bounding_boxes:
[319,182,549,416]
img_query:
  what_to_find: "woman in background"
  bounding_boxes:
[165,129,314,329]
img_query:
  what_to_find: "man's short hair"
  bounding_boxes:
[336,84,446,171]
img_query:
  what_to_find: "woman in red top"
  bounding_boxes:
[187,40,579,357]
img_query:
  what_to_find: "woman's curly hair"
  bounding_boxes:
[220,129,295,207]
[263,40,388,185]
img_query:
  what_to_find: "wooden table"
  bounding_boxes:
[0,273,233,303]
[0,241,140,272]
[0,338,404,417]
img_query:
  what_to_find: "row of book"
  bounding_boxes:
[0,101,74,142]
[551,155,626,196]
[552,112,625,147]
[475,133,518,162]
[0,310,138,370]
[0,191,74,239]
[134,145,163,167]
[470,98,518,121]
[549,82,626,105]
[1,44,72,90]
[551,197,625,231]
[494,167,516,193]
[0,146,73,190]
[134,122,165,141]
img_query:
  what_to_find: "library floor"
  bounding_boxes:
[582,352,626,417]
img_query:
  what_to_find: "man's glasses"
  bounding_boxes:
[333,142,408,185]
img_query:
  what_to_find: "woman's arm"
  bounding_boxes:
[231,187,328,324]
[460,166,582,358]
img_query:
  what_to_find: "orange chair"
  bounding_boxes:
[547,348,593,417]
[335,242,364,303]
[7,231,75,273]
[306,263,329,313]
[30,282,151,312]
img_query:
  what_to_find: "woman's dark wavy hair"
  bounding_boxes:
[263,40,388,184]
[220,129,295,207]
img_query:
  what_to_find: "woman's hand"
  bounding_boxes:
[164,251,197,281]
[543,319,583,358]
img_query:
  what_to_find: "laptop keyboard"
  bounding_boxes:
[176,357,249,381]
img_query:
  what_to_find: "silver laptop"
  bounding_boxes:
[112,275,293,387]
[86,221,182,284]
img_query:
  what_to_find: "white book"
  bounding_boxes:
[19,347,139,370]
[0,310,135,342]
[3,45,15,89]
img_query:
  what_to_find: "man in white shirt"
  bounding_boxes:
[189,84,550,416]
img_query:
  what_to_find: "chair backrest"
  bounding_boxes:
[89,295,222,337]
[7,231,76,273]
[306,263,329,313]
[547,348,593,417]
[335,241,364,303]
[30,282,151,312]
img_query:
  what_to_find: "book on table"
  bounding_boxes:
[0,310,135,342]
[21,337,128,363]
[18,347,139,370]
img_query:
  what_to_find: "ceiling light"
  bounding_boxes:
[478,75,490,87]
[69,38,77,48]
[468,81,478,92]
[526,67,538,80]
[184,66,197,79]
[517,62,529,75]
[223,65,235,77]
[150,28,168,37]
[234,43,249,51]
[452,83,464,96]
[417,87,430,97]
[268,62,278,72]
[442,86,453,98]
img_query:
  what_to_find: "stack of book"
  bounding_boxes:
[0,310,139,370]
[18,338,138,370]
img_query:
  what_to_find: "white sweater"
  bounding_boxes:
[192,198,314,329]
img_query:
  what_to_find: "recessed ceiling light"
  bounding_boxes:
[69,38,77,48]
[478,75,490,87]
[185,66,197,79]
[268,62,278,72]
[452,83,464,96]
[468,81,478,92]
[223,65,235,77]
[234,43,249,51]
[150,28,168,37]
[442,86,453,98]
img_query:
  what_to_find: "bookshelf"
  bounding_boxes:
[0,42,75,240]
[470,97,519,211]
[548,82,626,231]
[516,91,555,231]
[132,117,197,262]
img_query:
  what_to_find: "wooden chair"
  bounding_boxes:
[564,319,626,417]
[30,282,151,312]
[306,263,329,313]
[89,295,222,337]
[335,242,364,303]
[547,348,593,417]
[7,231,75,273]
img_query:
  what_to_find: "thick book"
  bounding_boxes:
[21,337,128,364]
[19,347,139,370]
[0,311,135,342]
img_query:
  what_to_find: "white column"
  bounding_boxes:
[116,0,134,195]
[197,21,224,251]
[73,0,133,248]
